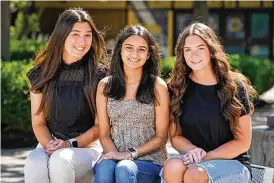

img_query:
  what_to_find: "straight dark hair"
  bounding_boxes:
[29,8,107,116]
[104,25,161,104]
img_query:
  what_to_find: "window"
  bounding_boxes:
[250,45,269,57]
[226,14,245,39]
[251,13,269,38]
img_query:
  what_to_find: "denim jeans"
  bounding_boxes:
[94,159,162,183]
[160,154,250,183]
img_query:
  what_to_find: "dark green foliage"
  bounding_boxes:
[160,57,174,80]
[1,60,33,132]
[10,39,46,60]
[229,55,274,94]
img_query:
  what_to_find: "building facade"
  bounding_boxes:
[35,1,274,59]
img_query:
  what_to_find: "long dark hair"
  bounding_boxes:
[104,25,161,104]
[29,8,107,116]
[169,22,257,137]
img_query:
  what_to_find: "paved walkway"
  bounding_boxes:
[1,148,31,183]
[1,104,273,183]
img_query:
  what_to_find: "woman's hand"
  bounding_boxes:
[201,151,215,162]
[98,152,132,163]
[45,139,70,156]
[182,147,207,167]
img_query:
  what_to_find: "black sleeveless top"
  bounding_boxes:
[27,60,107,140]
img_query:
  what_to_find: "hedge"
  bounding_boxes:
[10,39,46,60]
[1,60,33,132]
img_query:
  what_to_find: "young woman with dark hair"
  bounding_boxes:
[161,22,257,183]
[24,8,108,183]
[94,25,169,183]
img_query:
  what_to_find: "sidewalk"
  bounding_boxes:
[1,148,32,183]
[1,104,273,183]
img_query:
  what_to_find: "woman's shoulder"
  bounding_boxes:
[26,65,43,85]
[155,76,169,96]
[98,76,110,89]
[155,76,168,89]
[230,72,248,94]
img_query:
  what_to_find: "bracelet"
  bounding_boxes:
[67,140,72,147]
[127,147,138,159]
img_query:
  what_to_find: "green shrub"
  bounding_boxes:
[160,57,175,80]
[10,39,46,60]
[160,55,274,94]
[229,55,274,94]
[1,60,33,132]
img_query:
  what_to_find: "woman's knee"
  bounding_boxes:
[48,148,75,172]
[24,148,50,182]
[184,166,209,183]
[115,160,137,181]
[94,159,116,183]
[162,158,186,182]
[24,148,49,171]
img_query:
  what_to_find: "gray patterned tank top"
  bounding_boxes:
[107,98,167,166]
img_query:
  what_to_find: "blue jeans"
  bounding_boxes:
[94,159,162,183]
[160,154,250,183]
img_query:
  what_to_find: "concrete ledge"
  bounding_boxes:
[250,125,274,167]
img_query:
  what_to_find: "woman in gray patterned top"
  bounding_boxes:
[94,25,169,183]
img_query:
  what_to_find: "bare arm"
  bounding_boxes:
[30,91,53,148]
[96,78,118,153]
[169,122,197,154]
[135,77,169,157]
[203,114,252,161]
[74,118,99,148]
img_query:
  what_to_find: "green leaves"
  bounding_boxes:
[1,60,34,131]
[229,55,274,94]
[160,57,175,80]
[10,39,46,60]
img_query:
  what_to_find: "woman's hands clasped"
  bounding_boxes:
[45,139,70,156]
[182,147,207,167]
[98,152,132,163]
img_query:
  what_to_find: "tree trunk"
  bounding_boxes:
[18,1,31,39]
[1,1,10,61]
[193,1,209,24]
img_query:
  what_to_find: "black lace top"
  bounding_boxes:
[27,60,107,140]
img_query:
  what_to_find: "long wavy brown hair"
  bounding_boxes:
[29,8,107,117]
[169,22,257,137]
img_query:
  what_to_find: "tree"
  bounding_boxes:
[10,1,40,40]
[1,1,10,61]
[193,1,209,23]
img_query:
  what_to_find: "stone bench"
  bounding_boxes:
[80,171,94,183]
[250,164,274,183]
